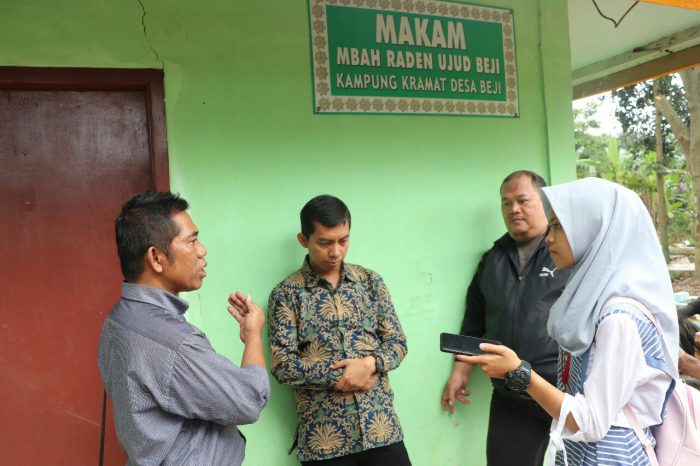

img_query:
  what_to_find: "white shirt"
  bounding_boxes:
[561,313,671,442]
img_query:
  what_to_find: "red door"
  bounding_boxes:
[0,68,169,465]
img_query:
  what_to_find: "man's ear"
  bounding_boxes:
[297,232,309,248]
[144,246,166,274]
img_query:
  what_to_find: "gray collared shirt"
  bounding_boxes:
[98,283,269,466]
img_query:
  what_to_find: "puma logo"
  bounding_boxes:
[539,266,557,278]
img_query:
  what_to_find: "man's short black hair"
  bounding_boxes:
[300,195,351,238]
[115,191,189,281]
[679,318,699,355]
[500,170,547,191]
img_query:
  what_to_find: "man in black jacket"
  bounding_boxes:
[441,170,569,466]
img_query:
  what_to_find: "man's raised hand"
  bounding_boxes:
[227,291,265,343]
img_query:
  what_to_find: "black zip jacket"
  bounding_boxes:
[460,232,570,399]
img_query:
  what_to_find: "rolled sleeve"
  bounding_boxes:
[564,315,645,442]
[165,332,270,426]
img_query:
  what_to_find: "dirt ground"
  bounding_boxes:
[672,275,700,298]
[669,251,700,300]
[672,273,700,326]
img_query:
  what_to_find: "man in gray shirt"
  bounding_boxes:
[98,191,269,465]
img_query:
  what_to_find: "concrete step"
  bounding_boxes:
[669,263,695,272]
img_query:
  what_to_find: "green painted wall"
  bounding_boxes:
[1,1,575,464]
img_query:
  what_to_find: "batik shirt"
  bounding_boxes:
[268,258,408,461]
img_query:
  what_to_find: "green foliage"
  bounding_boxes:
[574,86,695,244]
[612,76,687,158]
[574,100,650,188]
[623,150,656,194]
[574,99,616,179]
[666,166,696,244]
[611,75,693,244]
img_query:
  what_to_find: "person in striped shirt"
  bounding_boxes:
[460,178,678,466]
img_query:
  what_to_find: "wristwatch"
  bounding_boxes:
[372,354,385,373]
[504,360,531,393]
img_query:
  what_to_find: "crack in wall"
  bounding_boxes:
[137,0,164,67]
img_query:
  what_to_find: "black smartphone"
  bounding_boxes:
[439,333,501,356]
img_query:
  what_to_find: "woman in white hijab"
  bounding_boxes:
[460,178,678,466]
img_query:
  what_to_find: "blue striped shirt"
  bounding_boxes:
[98,283,270,466]
[556,305,670,466]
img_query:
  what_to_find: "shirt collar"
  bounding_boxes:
[496,231,547,252]
[121,282,189,315]
[300,255,359,288]
[514,231,546,248]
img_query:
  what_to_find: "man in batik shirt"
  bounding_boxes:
[268,194,411,466]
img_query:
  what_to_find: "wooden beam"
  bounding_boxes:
[641,0,700,10]
[573,43,700,99]
[572,24,700,85]
[670,246,695,256]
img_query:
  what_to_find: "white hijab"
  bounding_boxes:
[541,178,678,378]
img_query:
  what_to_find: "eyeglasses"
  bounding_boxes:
[549,220,563,231]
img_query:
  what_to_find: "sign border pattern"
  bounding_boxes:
[309,0,519,117]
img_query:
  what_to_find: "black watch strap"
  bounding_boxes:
[504,360,531,393]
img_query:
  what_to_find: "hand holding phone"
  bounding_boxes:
[440,333,501,356]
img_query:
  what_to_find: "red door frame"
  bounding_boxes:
[0,66,170,463]
[0,67,169,191]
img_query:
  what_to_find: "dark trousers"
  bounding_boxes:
[301,441,411,466]
[486,390,551,466]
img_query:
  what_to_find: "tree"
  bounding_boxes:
[574,100,617,179]
[654,79,670,261]
[612,76,686,157]
[612,72,700,272]
[654,68,700,278]
[574,99,657,210]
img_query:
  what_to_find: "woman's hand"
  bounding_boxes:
[457,343,521,379]
[463,344,577,433]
